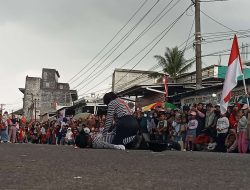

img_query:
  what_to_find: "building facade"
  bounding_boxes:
[112,69,159,93]
[19,68,77,120]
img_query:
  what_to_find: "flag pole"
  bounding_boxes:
[242,73,249,107]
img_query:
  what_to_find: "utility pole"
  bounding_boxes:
[34,98,37,122]
[194,0,202,89]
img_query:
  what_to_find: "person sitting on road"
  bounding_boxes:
[92,92,139,150]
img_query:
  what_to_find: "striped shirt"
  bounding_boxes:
[102,98,132,134]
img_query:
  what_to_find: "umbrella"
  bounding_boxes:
[73,112,91,120]
[165,102,176,109]
[237,96,250,105]
[142,102,163,112]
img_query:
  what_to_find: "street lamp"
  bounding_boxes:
[212,93,217,98]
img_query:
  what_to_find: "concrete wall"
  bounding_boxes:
[40,89,72,115]
[113,70,157,93]
[180,84,250,106]
[22,69,74,120]
[23,77,41,121]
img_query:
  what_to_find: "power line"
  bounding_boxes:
[81,4,195,95]
[114,64,161,91]
[78,0,190,91]
[74,0,183,91]
[201,35,250,45]
[67,0,149,83]
[70,0,155,85]
[72,0,161,89]
[183,18,195,52]
[200,10,235,32]
[201,29,250,36]
[199,0,230,2]
[109,4,194,93]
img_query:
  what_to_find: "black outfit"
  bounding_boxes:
[112,115,139,145]
[75,130,90,148]
[103,98,139,146]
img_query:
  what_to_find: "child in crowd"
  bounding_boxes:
[65,128,74,145]
[18,126,26,143]
[171,114,182,143]
[46,127,51,144]
[154,113,168,142]
[180,116,187,151]
[225,129,237,153]
[216,112,229,152]
[186,111,198,151]
[207,137,216,152]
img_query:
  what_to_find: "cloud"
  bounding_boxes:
[0,0,249,111]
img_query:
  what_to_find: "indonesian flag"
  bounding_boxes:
[220,35,243,114]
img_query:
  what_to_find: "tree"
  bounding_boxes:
[150,47,194,82]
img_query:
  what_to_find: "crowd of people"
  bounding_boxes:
[0,92,250,153]
[135,102,250,153]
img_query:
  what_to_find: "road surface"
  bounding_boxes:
[0,143,249,190]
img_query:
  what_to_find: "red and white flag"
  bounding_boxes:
[220,35,243,114]
[163,74,168,97]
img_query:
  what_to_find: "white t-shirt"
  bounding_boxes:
[66,131,73,140]
[41,127,46,135]
[216,117,229,134]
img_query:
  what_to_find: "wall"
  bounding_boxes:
[40,88,72,115]
[22,69,74,120]
[23,77,41,121]
[113,70,157,93]
[180,85,250,106]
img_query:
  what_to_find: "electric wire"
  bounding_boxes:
[73,0,183,90]
[72,0,161,89]
[67,0,149,83]
[74,0,184,92]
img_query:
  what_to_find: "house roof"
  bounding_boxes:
[116,81,224,98]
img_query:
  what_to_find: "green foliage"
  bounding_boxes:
[149,47,194,82]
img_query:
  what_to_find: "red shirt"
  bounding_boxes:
[229,113,237,130]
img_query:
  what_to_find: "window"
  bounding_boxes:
[43,72,47,80]
[45,82,50,88]
[59,85,63,90]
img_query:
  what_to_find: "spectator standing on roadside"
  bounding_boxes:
[9,115,17,143]
[186,111,198,151]
[237,106,248,153]
[193,103,205,136]
[216,112,229,152]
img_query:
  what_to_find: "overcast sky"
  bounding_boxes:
[0,0,249,112]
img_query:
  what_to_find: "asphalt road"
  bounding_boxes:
[0,143,249,190]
